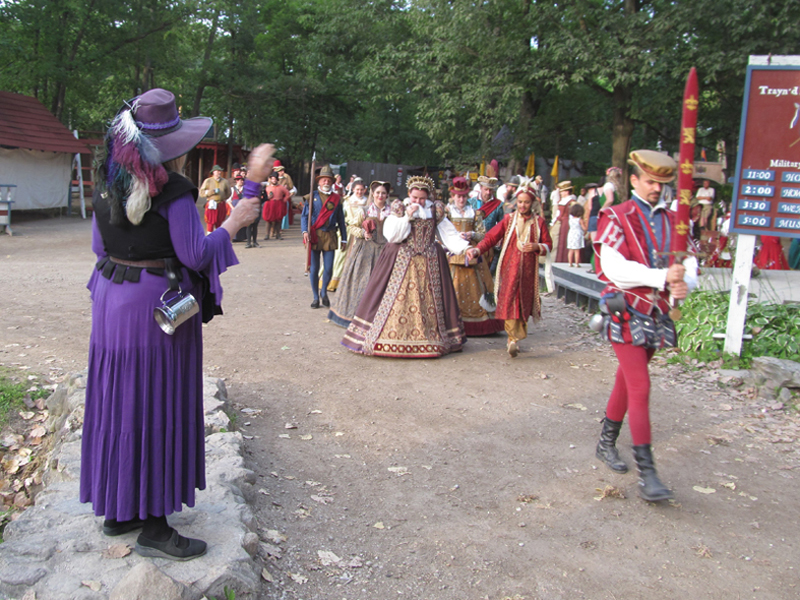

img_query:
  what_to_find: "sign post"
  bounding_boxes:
[725,55,800,354]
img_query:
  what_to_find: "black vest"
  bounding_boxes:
[94,172,197,260]
[590,189,602,218]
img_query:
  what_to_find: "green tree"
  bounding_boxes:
[0,0,182,124]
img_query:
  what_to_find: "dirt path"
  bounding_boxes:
[1,214,798,600]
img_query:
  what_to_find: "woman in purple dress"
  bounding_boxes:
[80,88,271,560]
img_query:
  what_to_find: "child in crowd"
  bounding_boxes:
[567,202,586,267]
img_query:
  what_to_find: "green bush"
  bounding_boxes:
[675,290,800,367]
[569,175,602,193]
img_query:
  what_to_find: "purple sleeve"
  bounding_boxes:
[158,194,239,304]
[91,215,106,258]
[244,179,261,198]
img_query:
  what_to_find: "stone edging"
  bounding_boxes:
[0,374,261,600]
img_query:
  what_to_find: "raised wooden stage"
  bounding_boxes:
[542,263,604,311]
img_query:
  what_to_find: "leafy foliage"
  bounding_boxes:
[676,291,800,368]
[2,0,800,174]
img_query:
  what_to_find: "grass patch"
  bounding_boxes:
[0,367,49,427]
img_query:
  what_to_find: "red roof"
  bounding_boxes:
[0,91,89,154]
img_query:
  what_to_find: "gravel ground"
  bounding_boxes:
[0,212,798,600]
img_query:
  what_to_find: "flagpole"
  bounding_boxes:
[674,68,699,256]
[670,67,699,320]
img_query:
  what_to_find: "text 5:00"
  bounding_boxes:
[739,215,770,227]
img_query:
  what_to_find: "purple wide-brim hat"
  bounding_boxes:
[132,88,212,162]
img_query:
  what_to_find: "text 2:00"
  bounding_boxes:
[741,184,774,196]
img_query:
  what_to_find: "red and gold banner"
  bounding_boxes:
[674,67,699,252]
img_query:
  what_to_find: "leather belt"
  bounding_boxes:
[109,256,167,269]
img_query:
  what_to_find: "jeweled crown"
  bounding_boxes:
[406,175,435,194]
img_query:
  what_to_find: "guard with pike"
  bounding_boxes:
[591,149,699,502]
[302,165,347,309]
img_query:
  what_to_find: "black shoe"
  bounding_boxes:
[103,518,144,537]
[244,243,253,249]
[135,528,207,561]
[632,444,674,502]
[596,417,629,473]
[263,236,269,241]
[321,295,330,307]
[253,242,261,248]
[310,299,320,309]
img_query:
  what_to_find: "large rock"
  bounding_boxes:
[203,376,229,415]
[751,356,800,397]
[110,562,195,600]
[204,410,231,435]
[0,376,261,600]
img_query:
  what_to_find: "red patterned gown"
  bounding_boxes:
[476,211,552,322]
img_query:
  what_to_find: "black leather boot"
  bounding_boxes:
[632,444,674,502]
[595,417,628,473]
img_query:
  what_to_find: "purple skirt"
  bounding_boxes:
[80,266,205,521]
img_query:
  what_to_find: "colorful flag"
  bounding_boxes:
[674,67,698,256]
[551,156,559,185]
[525,153,536,177]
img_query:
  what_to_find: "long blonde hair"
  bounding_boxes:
[606,167,623,192]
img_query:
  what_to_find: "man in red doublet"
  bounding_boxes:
[593,150,698,502]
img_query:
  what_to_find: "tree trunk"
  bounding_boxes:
[33,28,40,100]
[611,84,634,199]
[227,111,234,173]
[52,82,67,121]
[192,8,221,117]
[516,89,541,161]
[50,3,68,118]
[142,55,153,92]
[611,0,640,199]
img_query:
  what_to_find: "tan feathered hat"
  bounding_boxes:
[627,150,677,183]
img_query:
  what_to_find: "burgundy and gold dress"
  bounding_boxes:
[342,199,468,357]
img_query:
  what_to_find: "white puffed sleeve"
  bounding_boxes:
[601,245,699,291]
[437,218,470,254]
[683,256,699,291]
[601,244,668,290]
[384,214,412,243]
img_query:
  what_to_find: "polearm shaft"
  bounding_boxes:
[305,151,316,274]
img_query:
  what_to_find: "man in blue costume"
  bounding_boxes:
[302,165,347,308]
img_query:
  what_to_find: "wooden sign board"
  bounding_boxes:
[730,64,800,237]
